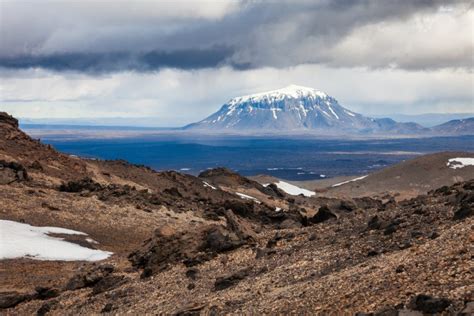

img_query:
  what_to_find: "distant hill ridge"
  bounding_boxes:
[431,117,474,135]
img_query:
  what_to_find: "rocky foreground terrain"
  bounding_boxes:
[0,111,473,315]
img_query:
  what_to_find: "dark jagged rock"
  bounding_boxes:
[222,200,255,218]
[59,177,103,193]
[383,225,397,235]
[308,205,337,224]
[383,221,400,235]
[367,250,379,257]
[29,160,43,170]
[198,167,237,179]
[354,197,383,210]
[0,160,28,184]
[34,287,60,300]
[453,204,473,220]
[261,183,286,198]
[101,303,114,313]
[199,167,271,196]
[92,275,128,295]
[260,206,305,228]
[203,226,246,253]
[0,112,19,128]
[65,264,115,291]
[367,215,382,230]
[185,268,199,280]
[255,247,276,259]
[222,209,256,242]
[163,187,182,197]
[407,294,452,313]
[339,200,357,212]
[214,268,252,291]
[0,291,33,309]
[37,300,58,316]
[266,232,283,248]
[129,212,255,277]
[382,198,397,211]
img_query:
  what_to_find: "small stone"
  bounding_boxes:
[101,303,114,313]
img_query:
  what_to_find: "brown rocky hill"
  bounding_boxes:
[0,112,472,315]
[324,151,474,199]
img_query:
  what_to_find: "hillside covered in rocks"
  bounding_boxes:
[0,112,472,315]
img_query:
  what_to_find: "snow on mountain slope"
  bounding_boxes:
[264,180,315,197]
[447,157,474,169]
[0,220,112,261]
[185,85,425,134]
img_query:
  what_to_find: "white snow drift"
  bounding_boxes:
[265,181,315,197]
[332,175,368,187]
[0,220,112,261]
[447,158,474,169]
[236,192,261,203]
[203,181,217,190]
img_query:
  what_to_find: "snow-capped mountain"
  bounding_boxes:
[185,85,426,134]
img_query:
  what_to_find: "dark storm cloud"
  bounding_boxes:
[0,0,471,73]
[0,47,234,73]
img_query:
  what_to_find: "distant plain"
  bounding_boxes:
[25,126,474,181]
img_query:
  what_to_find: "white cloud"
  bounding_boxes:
[1,65,472,126]
[326,5,473,69]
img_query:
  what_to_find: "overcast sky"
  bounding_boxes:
[0,0,472,126]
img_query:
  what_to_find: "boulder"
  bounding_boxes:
[453,204,473,220]
[0,291,32,309]
[92,275,127,295]
[261,183,286,198]
[407,294,452,314]
[34,287,60,300]
[0,160,28,184]
[214,268,251,291]
[339,200,357,212]
[59,177,102,193]
[308,205,337,224]
[129,212,255,277]
[65,264,115,291]
[37,300,58,316]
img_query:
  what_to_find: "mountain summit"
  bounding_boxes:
[185,85,426,135]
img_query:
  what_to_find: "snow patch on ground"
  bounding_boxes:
[332,175,368,187]
[86,237,99,244]
[203,181,217,190]
[265,181,315,197]
[236,192,261,203]
[447,158,474,169]
[0,220,112,261]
